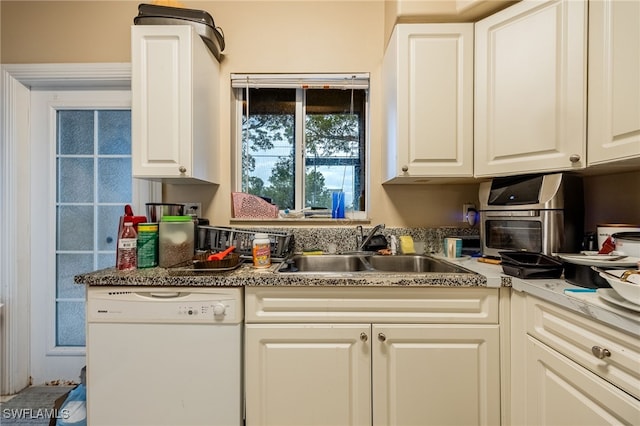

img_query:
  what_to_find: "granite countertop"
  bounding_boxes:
[73,257,492,288]
[74,256,639,336]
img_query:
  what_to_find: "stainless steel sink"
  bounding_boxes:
[367,255,468,273]
[283,254,372,273]
[277,254,473,275]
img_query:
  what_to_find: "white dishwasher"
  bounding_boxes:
[86,286,243,426]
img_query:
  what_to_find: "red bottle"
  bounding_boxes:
[117,222,138,271]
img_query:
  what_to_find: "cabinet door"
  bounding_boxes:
[372,324,501,426]
[382,24,474,182]
[132,25,193,179]
[526,336,640,425]
[131,25,219,184]
[475,0,587,177]
[245,324,371,426]
[588,0,640,165]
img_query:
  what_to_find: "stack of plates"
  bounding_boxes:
[597,269,640,312]
[554,253,639,288]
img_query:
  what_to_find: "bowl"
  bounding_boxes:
[599,270,640,305]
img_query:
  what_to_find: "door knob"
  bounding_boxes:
[360,332,368,342]
[378,333,386,342]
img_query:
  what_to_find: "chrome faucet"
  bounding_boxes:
[356,224,385,251]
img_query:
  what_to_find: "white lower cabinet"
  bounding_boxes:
[371,324,500,426]
[244,324,371,426]
[244,287,501,426]
[511,291,640,425]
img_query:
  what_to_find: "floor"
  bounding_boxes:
[1,386,73,426]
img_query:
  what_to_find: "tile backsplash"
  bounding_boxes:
[231,226,479,256]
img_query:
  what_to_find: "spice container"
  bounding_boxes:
[137,223,159,268]
[252,233,271,268]
[159,216,194,268]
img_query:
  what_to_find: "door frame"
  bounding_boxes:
[0,63,158,394]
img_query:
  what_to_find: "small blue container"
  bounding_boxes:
[331,191,345,219]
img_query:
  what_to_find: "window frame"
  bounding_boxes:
[231,73,370,215]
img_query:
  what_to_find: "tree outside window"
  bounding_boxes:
[240,87,366,212]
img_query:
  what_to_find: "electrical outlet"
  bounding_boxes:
[183,202,202,216]
[462,203,476,223]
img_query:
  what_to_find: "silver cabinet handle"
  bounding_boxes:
[569,154,581,163]
[591,346,611,359]
[378,333,386,342]
[179,166,187,173]
[401,165,409,172]
[360,332,368,342]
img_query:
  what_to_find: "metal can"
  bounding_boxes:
[137,223,159,268]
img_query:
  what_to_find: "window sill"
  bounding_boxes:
[230,217,371,226]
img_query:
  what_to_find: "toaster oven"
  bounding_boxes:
[478,173,584,258]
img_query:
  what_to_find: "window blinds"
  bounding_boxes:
[230,73,369,89]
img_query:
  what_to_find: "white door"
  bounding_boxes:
[29,89,148,383]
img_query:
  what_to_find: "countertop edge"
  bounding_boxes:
[511,277,640,337]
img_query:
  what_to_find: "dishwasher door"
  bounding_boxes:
[86,287,243,426]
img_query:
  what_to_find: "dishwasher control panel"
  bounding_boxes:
[87,287,243,324]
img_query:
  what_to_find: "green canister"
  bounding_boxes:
[137,223,159,268]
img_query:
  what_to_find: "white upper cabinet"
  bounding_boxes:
[382,23,474,183]
[131,25,220,184]
[588,0,640,165]
[474,0,587,177]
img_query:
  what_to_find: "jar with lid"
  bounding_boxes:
[159,216,194,268]
[252,233,271,268]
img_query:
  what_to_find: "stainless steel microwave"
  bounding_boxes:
[478,173,584,258]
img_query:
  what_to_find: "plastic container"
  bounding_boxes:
[137,223,159,268]
[612,232,640,257]
[117,222,138,271]
[252,233,271,268]
[159,216,194,268]
[597,224,640,249]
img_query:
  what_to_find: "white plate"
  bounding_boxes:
[597,288,640,313]
[554,253,639,267]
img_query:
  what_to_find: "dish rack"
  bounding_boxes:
[197,226,294,261]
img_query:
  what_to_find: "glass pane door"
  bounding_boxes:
[56,110,132,347]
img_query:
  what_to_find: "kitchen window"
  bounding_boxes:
[232,74,369,215]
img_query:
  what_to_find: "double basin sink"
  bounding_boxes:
[277,253,474,275]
